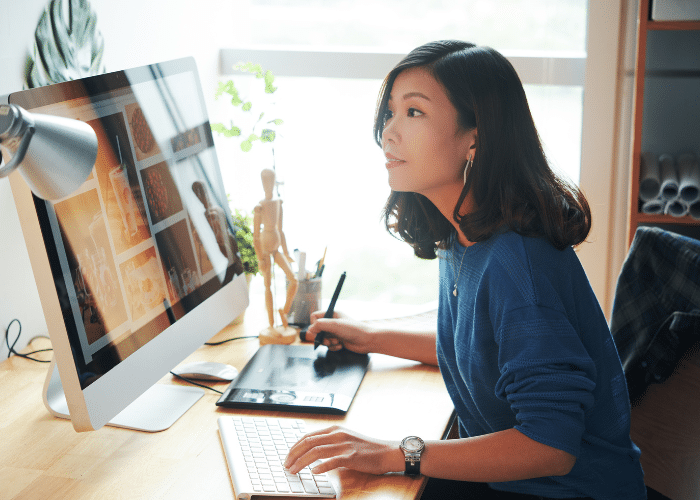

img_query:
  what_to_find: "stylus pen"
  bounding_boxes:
[314,271,346,349]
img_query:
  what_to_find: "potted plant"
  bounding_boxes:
[229,206,258,277]
[228,206,258,325]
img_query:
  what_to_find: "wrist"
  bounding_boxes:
[384,442,406,473]
[365,327,386,354]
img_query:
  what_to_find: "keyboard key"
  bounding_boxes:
[302,480,319,494]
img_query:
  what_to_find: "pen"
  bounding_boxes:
[314,271,346,349]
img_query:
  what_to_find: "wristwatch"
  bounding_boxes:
[399,436,425,476]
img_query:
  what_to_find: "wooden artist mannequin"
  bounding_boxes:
[253,168,298,344]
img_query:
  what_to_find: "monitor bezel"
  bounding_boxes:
[8,57,249,431]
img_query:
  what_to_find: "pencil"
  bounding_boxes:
[314,271,346,349]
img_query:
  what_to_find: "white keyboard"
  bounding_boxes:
[218,416,337,499]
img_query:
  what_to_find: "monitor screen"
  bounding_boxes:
[8,57,249,431]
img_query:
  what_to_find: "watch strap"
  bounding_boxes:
[400,436,424,476]
[404,452,421,475]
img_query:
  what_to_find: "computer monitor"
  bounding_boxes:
[7,57,249,432]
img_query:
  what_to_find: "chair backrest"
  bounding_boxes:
[611,226,700,500]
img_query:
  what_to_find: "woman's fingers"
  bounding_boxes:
[284,426,399,476]
[305,316,374,354]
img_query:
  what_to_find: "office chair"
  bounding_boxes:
[611,226,700,500]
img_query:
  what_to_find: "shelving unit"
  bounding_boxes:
[627,0,700,246]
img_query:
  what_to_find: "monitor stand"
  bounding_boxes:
[42,358,204,432]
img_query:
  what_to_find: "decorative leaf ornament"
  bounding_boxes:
[25,0,105,88]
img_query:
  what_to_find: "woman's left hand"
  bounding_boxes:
[284,425,403,475]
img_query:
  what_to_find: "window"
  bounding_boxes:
[242,0,587,53]
[213,0,587,309]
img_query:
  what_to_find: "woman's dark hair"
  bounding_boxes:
[374,40,591,259]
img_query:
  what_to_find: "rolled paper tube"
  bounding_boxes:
[690,200,700,220]
[665,198,689,217]
[659,154,679,201]
[641,198,665,215]
[678,153,700,203]
[639,152,661,202]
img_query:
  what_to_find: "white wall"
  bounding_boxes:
[0,0,236,358]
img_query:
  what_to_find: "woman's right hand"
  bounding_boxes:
[305,311,377,354]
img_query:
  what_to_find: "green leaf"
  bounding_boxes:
[210,123,241,138]
[264,70,277,93]
[215,80,242,106]
[269,119,283,126]
[214,80,231,99]
[260,129,276,142]
[242,101,252,112]
[241,133,261,152]
[234,62,263,76]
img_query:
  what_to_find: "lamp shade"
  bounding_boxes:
[0,104,98,200]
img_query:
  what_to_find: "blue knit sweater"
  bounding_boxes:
[437,231,646,499]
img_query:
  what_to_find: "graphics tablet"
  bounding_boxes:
[216,344,369,414]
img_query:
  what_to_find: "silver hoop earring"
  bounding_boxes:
[463,154,473,185]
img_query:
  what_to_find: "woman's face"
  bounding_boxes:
[381,67,475,201]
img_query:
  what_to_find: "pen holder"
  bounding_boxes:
[287,277,321,326]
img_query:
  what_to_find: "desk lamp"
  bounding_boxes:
[0,103,98,200]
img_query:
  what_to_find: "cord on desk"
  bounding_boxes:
[171,334,257,393]
[169,371,225,394]
[204,334,259,346]
[4,319,53,363]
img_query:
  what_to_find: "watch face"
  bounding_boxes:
[402,437,424,452]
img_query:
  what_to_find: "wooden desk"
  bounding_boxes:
[0,309,454,500]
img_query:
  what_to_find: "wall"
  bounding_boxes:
[0,0,237,359]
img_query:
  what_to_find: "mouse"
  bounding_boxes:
[171,361,239,381]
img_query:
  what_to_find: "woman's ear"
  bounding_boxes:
[465,129,477,160]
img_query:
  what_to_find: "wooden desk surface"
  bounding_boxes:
[0,308,454,500]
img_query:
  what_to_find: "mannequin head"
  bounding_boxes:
[261,168,275,200]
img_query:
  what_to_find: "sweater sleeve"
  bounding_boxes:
[493,303,597,457]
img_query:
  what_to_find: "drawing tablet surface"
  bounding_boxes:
[216,344,370,414]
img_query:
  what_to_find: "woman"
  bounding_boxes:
[285,41,646,499]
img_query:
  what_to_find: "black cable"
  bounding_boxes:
[204,335,259,346]
[169,371,224,395]
[4,319,53,363]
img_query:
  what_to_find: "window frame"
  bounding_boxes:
[220,47,586,85]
